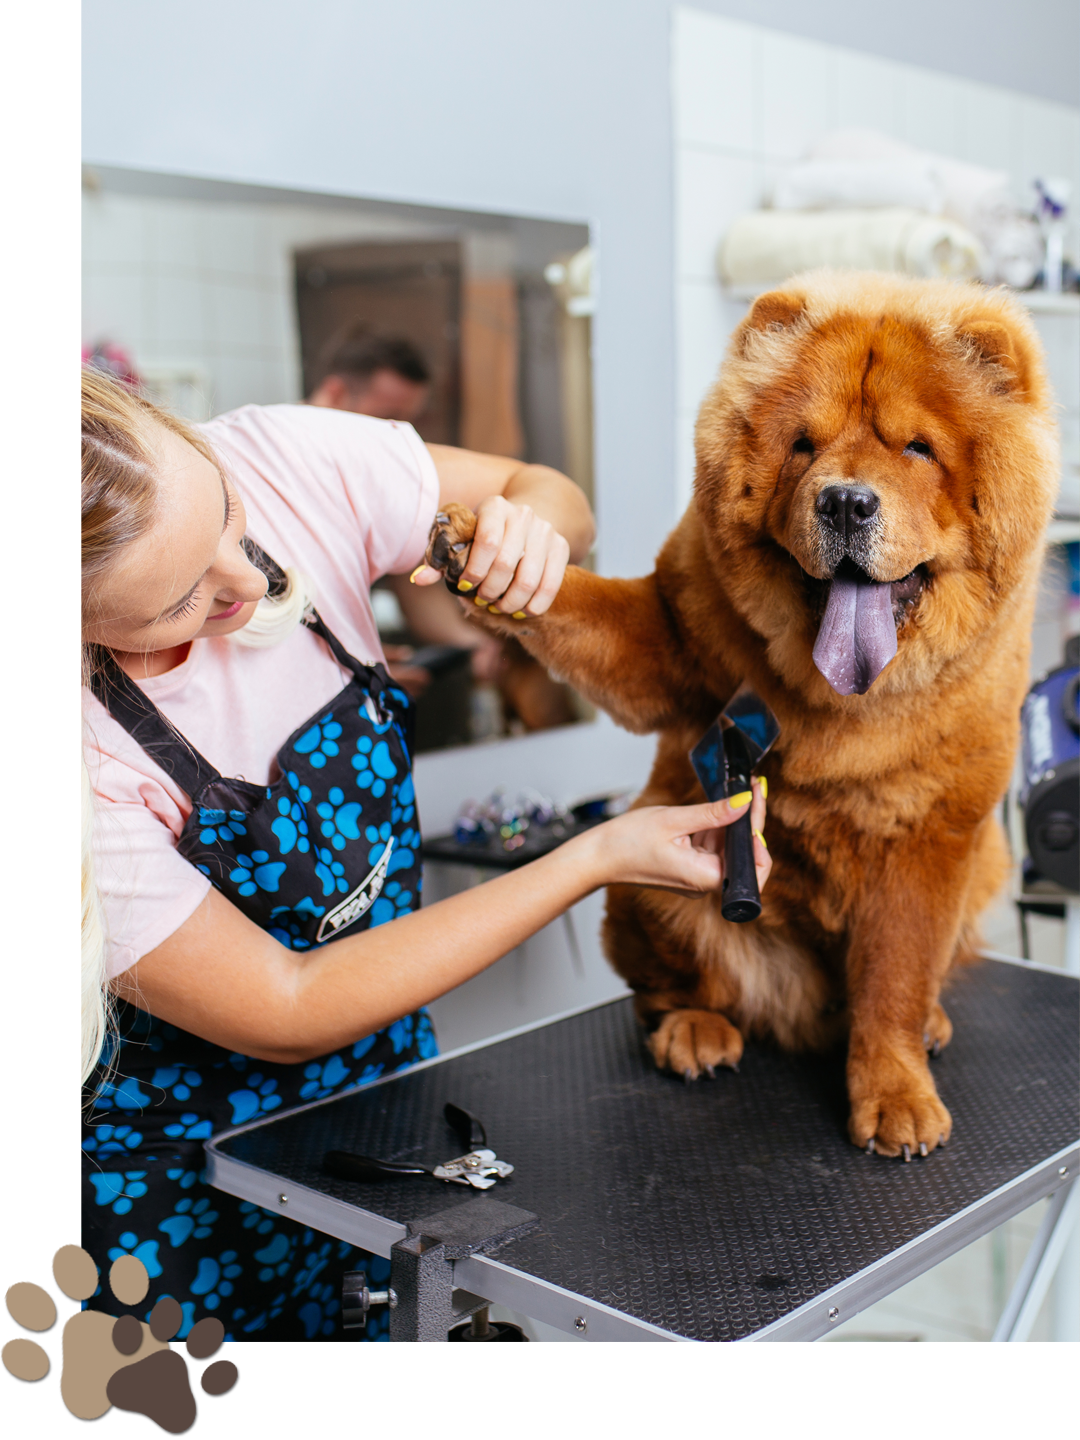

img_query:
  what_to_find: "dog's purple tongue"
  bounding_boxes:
[812,572,897,695]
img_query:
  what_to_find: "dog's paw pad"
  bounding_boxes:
[424,502,477,586]
[647,1008,744,1079]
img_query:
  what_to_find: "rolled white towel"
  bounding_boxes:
[718,207,986,286]
[772,158,944,214]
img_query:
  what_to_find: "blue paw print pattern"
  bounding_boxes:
[93,1073,153,1113]
[82,1123,143,1158]
[90,1170,149,1215]
[254,1230,295,1283]
[314,847,350,898]
[315,786,364,850]
[197,807,248,845]
[227,1074,283,1125]
[267,896,324,950]
[294,712,342,768]
[163,1112,213,1141]
[368,879,414,929]
[165,1166,202,1191]
[150,1066,203,1103]
[229,850,288,896]
[299,1053,351,1101]
[271,793,311,856]
[389,773,416,827]
[352,734,398,798]
[191,1250,243,1312]
[107,1231,163,1278]
[159,1195,218,1248]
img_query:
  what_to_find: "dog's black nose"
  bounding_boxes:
[815,485,880,539]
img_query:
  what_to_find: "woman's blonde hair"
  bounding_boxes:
[81,367,313,1083]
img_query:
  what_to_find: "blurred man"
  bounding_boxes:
[308,331,432,423]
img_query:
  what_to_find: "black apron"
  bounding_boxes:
[83,545,436,1341]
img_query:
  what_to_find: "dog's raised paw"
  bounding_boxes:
[424,502,477,588]
[647,1009,744,1080]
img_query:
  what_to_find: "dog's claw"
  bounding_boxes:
[902,1144,912,1163]
[704,1065,717,1080]
[731,1063,740,1075]
[938,1132,947,1147]
[923,1032,930,1048]
[866,1138,876,1154]
[932,1039,941,1058]
[683,1068,695,1085]
[919,1142,928,1158]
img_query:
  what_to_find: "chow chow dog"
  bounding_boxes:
[428,270,1058,1159]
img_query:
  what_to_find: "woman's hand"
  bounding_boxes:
[412,495,570,616]
[579,780,770,897]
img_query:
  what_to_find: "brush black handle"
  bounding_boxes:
[721,809,761,923]
[323,1150,429,1183]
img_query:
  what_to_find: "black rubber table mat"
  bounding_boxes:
[213,959,1078,1341]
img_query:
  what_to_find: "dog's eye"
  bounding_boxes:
[903,440,935,461]
[791,436,814,456]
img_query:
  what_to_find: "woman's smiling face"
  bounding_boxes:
[83,421,268,667]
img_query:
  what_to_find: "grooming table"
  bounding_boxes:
[204,956,1078,1341]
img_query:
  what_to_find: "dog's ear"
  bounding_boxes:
[957,319,1027,396]
[740,290,806,354]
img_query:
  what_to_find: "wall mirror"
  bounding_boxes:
[82,166,596,756]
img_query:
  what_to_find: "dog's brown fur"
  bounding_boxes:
[429,272,1058,1158]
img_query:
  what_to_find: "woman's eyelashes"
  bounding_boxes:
[165,591,202,623]
[903,439,936,461]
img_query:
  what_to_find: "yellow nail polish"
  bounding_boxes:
[457,580,473,592]
[512,611,527,620]
[753,829,768,849]
[729,791,752,808]
[473,595,488,606]
[408,564,425,584]
[487,604,501,613]
[760,775,768,800]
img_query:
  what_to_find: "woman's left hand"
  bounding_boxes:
[412,495,571,616]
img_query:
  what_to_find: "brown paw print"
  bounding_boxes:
[107,1299,237,1434]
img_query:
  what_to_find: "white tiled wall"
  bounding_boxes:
[82,184,445,417]
[672,5,1080,519]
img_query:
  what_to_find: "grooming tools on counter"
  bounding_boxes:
[323,1102,515,1191]
[690,685,781,924]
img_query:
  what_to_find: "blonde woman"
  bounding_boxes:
[81,367,769,1340]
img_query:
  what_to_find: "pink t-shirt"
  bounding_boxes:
[83,403,440,979]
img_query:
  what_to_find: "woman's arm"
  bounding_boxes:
[113,786,768,1065]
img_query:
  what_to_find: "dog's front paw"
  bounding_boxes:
[848,1050,952,1159]
[424,502,477,588]
[647,1009,744,1081]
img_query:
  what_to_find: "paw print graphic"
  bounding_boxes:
[82,1122,143,1159]
[226,1073,282,1125]
[228,850,287,896]
[196,807,248,846]
[190,1251,243,1313]
[266,896,325,950]
[88,1169,150,1216]
[299,1052,352,1101]
[237,1200,277,1236]
[163,1113,213,1142]
[151,1066,204,1103]
[351,736,398,798]
[315,786,364,849]
[158,1195,219,1248]
[271,793,310,855]
[3,1245,238,1427]
[314,848,350,898]
[294,712,342,768]
[107,1231,163,1277]
[368,880,414,929]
